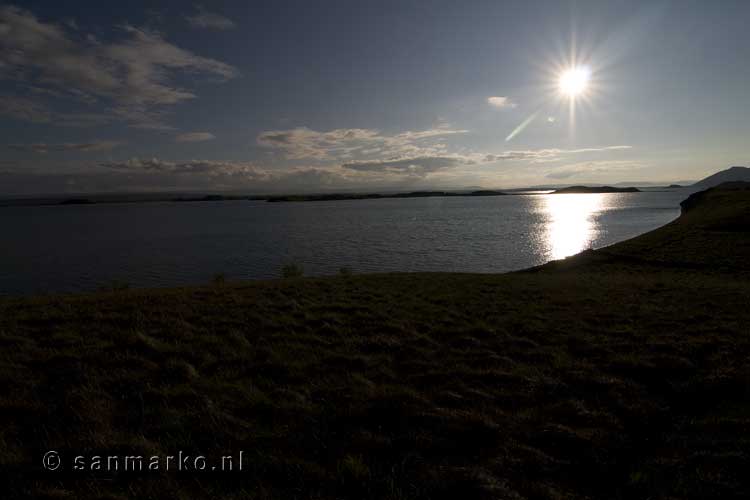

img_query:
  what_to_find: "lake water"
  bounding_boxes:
[0,190,691,295]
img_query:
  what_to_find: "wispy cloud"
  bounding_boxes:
[95,158,363,192]
[257,128,382,160]
[175,132,216,143]
[7,141,122,153]
[257,123,632,182]
[100,158,266,178]
[257,126,468,161]
[567,146,632,154]
[339,145,633,178]
[0,5,238,129]
[97,152,475,188]
[185,7,236,31]
[544,160,646,179]
[487,96,517,109]
[484,145,632,163]
[342,156,464,177]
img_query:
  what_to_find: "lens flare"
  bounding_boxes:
[558,66,591,98]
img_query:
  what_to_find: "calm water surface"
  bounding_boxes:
[0,190,690,294]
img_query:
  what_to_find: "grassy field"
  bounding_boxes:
[1,184,749,499]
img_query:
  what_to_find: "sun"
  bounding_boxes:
[558,66,591,98]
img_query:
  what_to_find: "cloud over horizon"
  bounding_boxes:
[342,156,465,177]
[91,158,364,193]
[483,145,632,163]
[544,160,647,180]
[257,126,469,161]
[99,158,266,179]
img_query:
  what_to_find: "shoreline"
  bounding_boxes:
[0,185,683,208]
[0,198,682,299]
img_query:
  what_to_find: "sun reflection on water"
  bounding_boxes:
[543,193,604,260]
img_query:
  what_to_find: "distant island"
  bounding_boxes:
[551,185,641,194]
[266,190,508,202]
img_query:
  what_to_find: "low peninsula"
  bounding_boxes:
[265,190,508,202]
[551,185,641,194]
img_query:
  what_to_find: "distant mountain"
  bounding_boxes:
[693,166,750,189]
[613,180,696,187]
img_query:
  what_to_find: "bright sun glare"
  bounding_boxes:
[558,66,591,98]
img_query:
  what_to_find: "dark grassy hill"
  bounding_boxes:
[537,181,750,275]
[1,184,749,499]
[693,166,750,189]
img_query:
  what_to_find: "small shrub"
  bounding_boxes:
[338,454,370,481]
[164,359,199,381]
[338,266,353,277]
[212,273,226,286]
[281,263,304,278]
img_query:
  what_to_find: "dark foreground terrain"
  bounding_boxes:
[1,184,749,499]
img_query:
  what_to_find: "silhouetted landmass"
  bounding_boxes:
[1,184,750,499]
[467,190,505,196]
[59,198,95,205]
[266,193,384,202]
[172,194,250,202]
[552,185,641,194]
[693,165,750,189]
[266,190,509,202]
[0,193,265,207]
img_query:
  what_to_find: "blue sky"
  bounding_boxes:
[1,0,748,194]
